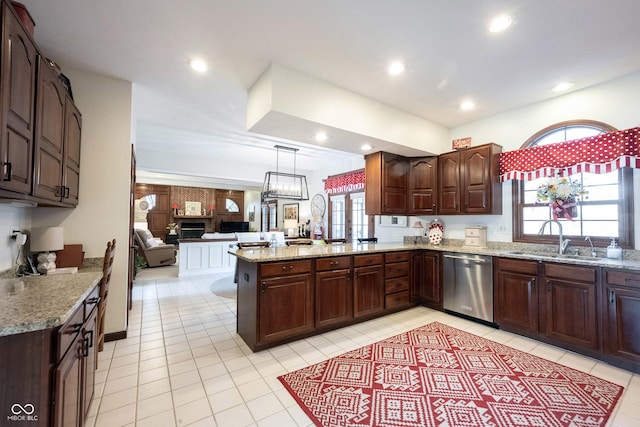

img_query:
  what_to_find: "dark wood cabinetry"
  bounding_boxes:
[365,152,408,215]
[603,269,640,372]
[0,1,36,194]
[0,1,82,206]
[315,256,353,328]
[494,257,539,334]
[408,157,437,215]
[439,143,502,215]
[353,253,385,318]
[418,250,442,309]
[384,251,412,309]
[494,257,599,355]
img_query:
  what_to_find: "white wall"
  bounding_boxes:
[32,67,133,335]
[0,205,32,271]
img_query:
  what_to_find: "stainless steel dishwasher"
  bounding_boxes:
[443,252,494,323]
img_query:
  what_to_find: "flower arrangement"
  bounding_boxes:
[166,223,178,234]
[536,176,587,220]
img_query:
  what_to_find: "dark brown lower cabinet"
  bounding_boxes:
[420,251,442,309]
[603,269,640,372]
[494,258,600,356]
[353,254,384,318]
[315,256,353,328]
[494,257,539,334]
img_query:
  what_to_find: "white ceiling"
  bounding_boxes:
[21,0,640,187]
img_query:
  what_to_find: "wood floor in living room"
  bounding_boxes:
[89,268,640,426]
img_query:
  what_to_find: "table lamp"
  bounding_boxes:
[284,219,298,237]
[171,203,179,215]
[30,226,64,274]
[412,221,424,244]
[208,204,215,215]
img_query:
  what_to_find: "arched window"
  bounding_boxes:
[513,120,634,248]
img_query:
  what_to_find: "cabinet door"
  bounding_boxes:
[382,154,407,214]
[33,57,65,202]
[437,151,460,214]
[0,4,37,194]
[494,258,539,334]
[461,146,490,213]
[82,308,97,420]
[604,285,640,365]
[259,273,314,344]
[54,337,82,427]
[62,97,81,206]
[315,269,352,328]
[543,277,598,350]
[353,264,384,318]
[409,157,437,215]
[421,251,442,309]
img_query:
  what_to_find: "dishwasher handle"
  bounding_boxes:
[443,254,490,263]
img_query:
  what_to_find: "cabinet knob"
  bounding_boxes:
[261,282,266,294]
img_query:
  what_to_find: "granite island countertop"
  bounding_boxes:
[230,241,640,271]
[0,266,103,336]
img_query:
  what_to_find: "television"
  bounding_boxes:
[219,221,249,233]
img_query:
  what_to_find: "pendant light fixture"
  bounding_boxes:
[262,145,309,201]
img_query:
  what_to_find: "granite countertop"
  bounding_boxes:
[0,264,103,337]
[230,241,640,271]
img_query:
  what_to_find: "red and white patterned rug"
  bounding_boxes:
[278,322,624,427]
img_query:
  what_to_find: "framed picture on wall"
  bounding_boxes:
[283,203,299,221]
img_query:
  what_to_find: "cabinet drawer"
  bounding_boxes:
[261,260,312,277]
[316,256,351,272]
[385,277,409,294]
[57,305,84,361]
[354,253,383,267]
[544,263,597,283]
[385,251,410,263]
[385,261,410,279]
[84,285,100,319]
[465,228,481,237]
[385,291,410,309]
[605,269,640,288]
[495,257,538,275]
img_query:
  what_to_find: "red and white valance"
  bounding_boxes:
[499,127,640,182]
[324,169,365,194]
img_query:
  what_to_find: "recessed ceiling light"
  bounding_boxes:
[459,100,476,111]
[387,61,406,76]
[552,81,575,92]
[189,59,208,73]
[361,144,373,151]
[314,132,328,142]
[488,14,514,33]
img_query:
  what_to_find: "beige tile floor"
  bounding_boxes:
[87,267,640,427]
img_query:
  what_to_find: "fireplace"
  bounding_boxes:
[181,222,205,238]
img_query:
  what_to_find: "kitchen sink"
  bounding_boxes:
[503,250,602,262]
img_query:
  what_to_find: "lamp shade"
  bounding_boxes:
[413,221,424,229]
[171,203,179,209]
[30,227,64,252]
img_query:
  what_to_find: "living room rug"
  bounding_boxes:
[278,322,623,427]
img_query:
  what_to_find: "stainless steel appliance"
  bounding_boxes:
[443,252,494,323]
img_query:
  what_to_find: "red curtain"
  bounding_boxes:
[324,170,365,194]
[499,127,640,182]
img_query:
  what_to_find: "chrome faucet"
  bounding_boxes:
[585,236,597,257]
[538,219,571,254]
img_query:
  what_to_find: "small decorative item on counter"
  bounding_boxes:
[427,219,444,245]
[606,238,622,259]
[167,223,178,235]
[536,175,587,221]
[209,204,215,215]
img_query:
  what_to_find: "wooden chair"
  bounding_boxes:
[237,241,270,248]
[357,237,378,244]
[324,238,347,244]
[97,239,116,353]
[286,240,314,246]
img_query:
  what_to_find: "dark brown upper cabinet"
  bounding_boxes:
[365,151,408,215]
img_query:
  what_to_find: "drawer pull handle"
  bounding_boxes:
[261,282,266,294]
[71,323,83,334]
[624,278,640,284]
[531,278,536,289]
[2,162,11,181]
[82,337,90,357]
[609,290,615,303]
[546,280,551,292]
[87,297,100,305]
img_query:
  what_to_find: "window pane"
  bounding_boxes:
[580,204,618,221]
[351,194,367,241]
[331,196,346,239]
[583,221,619,238]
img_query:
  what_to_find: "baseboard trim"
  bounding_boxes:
[105,330,127,342]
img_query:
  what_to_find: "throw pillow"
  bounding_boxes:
[146,238,159,248]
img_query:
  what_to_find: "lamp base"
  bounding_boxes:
[36,252,57,274]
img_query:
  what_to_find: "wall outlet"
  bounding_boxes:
[497,224,509,233]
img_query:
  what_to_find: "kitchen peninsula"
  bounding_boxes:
[232,241,640,372]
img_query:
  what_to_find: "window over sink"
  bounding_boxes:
[514,120,634,248]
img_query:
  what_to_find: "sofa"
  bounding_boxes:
[134,229,177,267]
